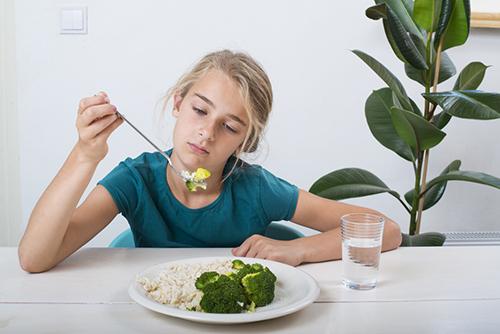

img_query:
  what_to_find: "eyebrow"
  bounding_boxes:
[194,93,215,108]
[194,92,247,126]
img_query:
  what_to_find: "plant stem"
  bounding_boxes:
[410,33,432,235]
[415,150,430,234]
[409,156,422,235]
[415,36,445,234]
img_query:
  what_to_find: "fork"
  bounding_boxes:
[115,111,190,183]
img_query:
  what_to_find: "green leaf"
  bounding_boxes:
[365,88,415,161]
[376,0,425,41]
[386,7,428,70]
[413,0,443,31]
[352,49,412,110]
[423,90,500,120]
[423,170,500,196]
[365,4,408,63]
[432,111,452,129]
[453,62,489,90]
[390,107,447,150]
[309,168,401,201]
[366,3,387,20]
[435,0,454,44]
[409,97,424,116]
[432,63,491,127]
[435,0,470,51]
[401,0,415,15]
[405,160,461,209]
[383,19,408,63]
[405,51,456,86]
[392,91,421,116]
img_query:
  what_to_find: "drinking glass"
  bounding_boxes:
[341,213,385,290]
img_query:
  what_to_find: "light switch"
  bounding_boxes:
[60,6,87,34]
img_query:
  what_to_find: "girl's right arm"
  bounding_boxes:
[18,92,123,273]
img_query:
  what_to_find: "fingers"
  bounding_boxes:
[232,234,269,258]
[78,103,118,127]
[231,234,304,266]
[81,113,119,140]
[76,91,122,142]
[232,237,253,257]
[78,92,110,115]
[96,115,123,141]
[246,245,260,259]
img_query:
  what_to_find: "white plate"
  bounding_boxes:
[128,256,320,324]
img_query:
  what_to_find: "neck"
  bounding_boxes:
[166,161,224,208]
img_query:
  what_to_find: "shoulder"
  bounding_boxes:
[226,160,267,186]
[228,160,297,194]
[101,151,165,187]
[122,151,165,169]
[227,161,299,222]
[98,152,165,216]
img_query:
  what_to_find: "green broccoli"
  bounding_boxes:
[231,259,245,270]
[194,260,278,313]
[241,267,277,307]
[199,275,247,313]
[229,263,263,283]
[251,263,264,272]
[195,271,220,290]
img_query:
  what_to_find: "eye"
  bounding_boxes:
[193,107,207,115]
[223,123,237,133]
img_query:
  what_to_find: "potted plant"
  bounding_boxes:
[310,0,500,246]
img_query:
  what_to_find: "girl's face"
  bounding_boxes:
[171,70,249,175]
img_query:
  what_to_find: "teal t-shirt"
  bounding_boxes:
[98,150,299,247]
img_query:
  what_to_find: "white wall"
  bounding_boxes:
[13,0,500,247]
[1,0,22,246]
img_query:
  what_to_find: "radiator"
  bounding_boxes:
[443,231,500,246]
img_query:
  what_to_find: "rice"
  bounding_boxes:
[137,259,235,311]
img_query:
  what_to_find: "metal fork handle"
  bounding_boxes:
[116,111,186,180]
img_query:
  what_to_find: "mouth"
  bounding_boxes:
[188,142,209,155]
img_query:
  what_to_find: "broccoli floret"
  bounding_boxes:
[195,271,220,290]
[231,259,245,270]
[246,301,256,313]
[251,263,264,272]
[230,263,263,282]
[199,275,247,313]
[241,268,277,307]
[263,267,277,282]
[195,260,278,313]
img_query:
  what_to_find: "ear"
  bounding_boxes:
[172,92,183,118]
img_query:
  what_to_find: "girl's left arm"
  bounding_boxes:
[288,189,402,263]
[232,189,402,266]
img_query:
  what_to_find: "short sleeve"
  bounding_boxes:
[97,159,141,217]
[258,167,299,222]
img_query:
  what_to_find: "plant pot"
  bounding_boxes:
[400,232,446,247]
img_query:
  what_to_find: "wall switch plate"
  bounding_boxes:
[60,6,87,34]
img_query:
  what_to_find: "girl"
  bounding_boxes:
[18,50,402,273]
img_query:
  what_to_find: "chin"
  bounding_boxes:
[180,153,209,170]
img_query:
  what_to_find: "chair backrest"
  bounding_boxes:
[108,222,304,248]
[264,222,305,241]
[108,228,135,248]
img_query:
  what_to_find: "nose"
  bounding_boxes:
[198,121,215,142]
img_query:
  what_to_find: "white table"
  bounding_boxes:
[1,246,500,333]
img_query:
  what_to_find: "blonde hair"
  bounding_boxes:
[162,50,273,178]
